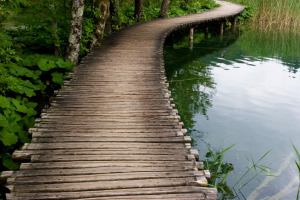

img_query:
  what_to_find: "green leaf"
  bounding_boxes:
[7,120,23,133]
[35,70,42,76]
[11,99,28,113]
[18,130,31,143]
[61,61,74,71]
[27,102,38,109]
[37,58,57,71]
[0,95,10,109]
[26,107,37,117]
[22,55,38,67]
[51,71,64,85]
[7,111,22,123]
[0,114,9,127]
[3,109,12,117]
[23,87,36,98]
[22,115,35,129]
[56,58,64,68]
[1,153,20,170]
[0,128,18,146]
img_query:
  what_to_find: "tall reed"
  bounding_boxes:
[229,0,300,28]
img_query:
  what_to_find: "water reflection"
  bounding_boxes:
[164,31,240,132]
[165,27,300,199]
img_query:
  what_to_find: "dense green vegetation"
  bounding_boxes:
[112,0,218,30]
[0,31,73,172]
[229,0,300,28]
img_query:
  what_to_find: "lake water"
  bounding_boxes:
[164,27,300,199]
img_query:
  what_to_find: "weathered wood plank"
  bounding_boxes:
[19,161,196,170]
[13,149,189,161]
[32,137,185,143]
[8,171,204,185]
[14,166,197,177]
[6,186,217,200]
[31,132,180,138]
[8,194,208,200]
[30,154,188,162]
[8,177,198,193]
[22,142,187,150]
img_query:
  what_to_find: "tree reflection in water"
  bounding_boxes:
[164,30,240,134]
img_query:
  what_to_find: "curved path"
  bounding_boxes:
[2,1,244,199]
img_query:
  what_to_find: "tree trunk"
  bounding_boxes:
[181,0,185,7]
[104,1,112,35]
[135,0,143,22]
[51,19,62,57]
[160,0,169,19]
[89,0,110,49]
[50,4,62,57]
[65,0,85,65]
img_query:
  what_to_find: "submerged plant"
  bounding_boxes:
[292,142,300,200]
[203,144,275,199]
[204,144,236,199]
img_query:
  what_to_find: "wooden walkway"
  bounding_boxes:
[1,1,244,199]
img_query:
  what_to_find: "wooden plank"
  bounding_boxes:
[70,193,207,200]
[7,193,208,200]
[30,154,188,162]
[13,166,197,177]
[22,142,187,150]
[13,149,189,161]
[31,132,179,138]
[19,161,195,170]
[33,125,181,130]
[8,177,197,193]
[32,137,185,143]
[0,171,18,184]
[6,186,217,200]
[8,171,204,185]
[30,128,181,133]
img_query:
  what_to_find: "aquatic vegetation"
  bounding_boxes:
[235,27,300,74]
[229,0,300,28]
[292,142,300,200]
[203,144,275,199]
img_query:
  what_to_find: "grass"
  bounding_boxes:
[229,0,300,28]
[292,142,300,200]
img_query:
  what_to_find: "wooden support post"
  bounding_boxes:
[172,32,175,44]
[232,16,237,30]
[205,24,209,39]
[220,21,224,35]
[189,27,194,50]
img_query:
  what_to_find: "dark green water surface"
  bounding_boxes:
[164,28,300,199]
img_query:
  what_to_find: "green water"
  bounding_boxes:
[164,28,300,199]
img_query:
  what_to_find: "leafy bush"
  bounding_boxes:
[0,32,73,170]
[236,5,254,22]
